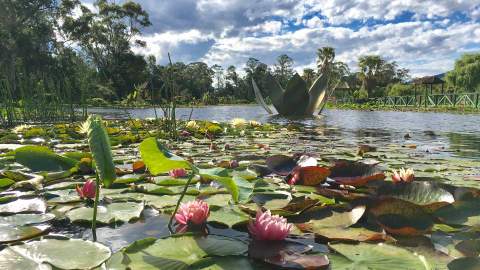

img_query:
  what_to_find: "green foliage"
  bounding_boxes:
[353,89,369,102]
[14,146,78,172]
[85,116,116,187]
[446,53,480,91]
[387,83,414,96]
[139,137,190,175]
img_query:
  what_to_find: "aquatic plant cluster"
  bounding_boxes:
[0,117,479,269]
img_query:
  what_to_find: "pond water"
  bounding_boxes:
[2,107,480,269]
[89,105,480,160]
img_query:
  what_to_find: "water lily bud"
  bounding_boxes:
[229,160,239,168]
[169,168,187,178]
[76,179,96,199]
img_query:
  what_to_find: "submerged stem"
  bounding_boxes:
[168,168,196,233]
[92,173,100,242]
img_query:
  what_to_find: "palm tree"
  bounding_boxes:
[302,68,316,88]
[358,55,385,96]
[316,47,336,71]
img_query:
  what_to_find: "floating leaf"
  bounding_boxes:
[66,202,144,225]
[297,205,366,229]
[266,155,296,176]
[249,240,329,269]
[292,166,331,186]
[0,238,111,269]
[120,235,248,269]
[330,160,385,187]
[377,181,454,210]
[0,224,50,243]
[434,200,480,227]
[0,198,46,214]
[139,137,190,175]
[370,199,433,235]
[448,257,480,270]
[209,206,250,227]
[330,243,430,270]
[14,146,78,172]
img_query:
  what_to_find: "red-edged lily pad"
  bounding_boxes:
[289,166,331,186]
[330,160,385,187]
[266,155,297,176]
[248,240,329,269]
[370,198,433,236]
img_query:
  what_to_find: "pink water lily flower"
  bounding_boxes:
[175,200,210,226]
[248,210,292,241]
[76,179,96,199]
[392,168,415,183]
[169,168,187,178]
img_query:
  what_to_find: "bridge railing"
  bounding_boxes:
[334,93,480,109]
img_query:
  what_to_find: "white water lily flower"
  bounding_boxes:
[12,124,32,133]
[249,120,261,127]
[78,119,90,134]
[231,118,247,129]
[186,120,199,130]
[392,167,415,183]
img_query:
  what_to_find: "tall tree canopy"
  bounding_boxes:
[445,53,480,92]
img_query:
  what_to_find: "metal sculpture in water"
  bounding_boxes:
[252,59,333,116]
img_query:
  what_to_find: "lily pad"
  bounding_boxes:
[0,198,46,213]
[139,137,190,175]
[120,235,248,269]
[209,206,250,227]
[0,238,111,269]
[434,200,480,227]
[0,213,55,226]
[66,202,144,224]
[249,240,329,269]
[0,224,50,243]
[370,199,433,235]
[266,155,296,176]
[14,145,78,172]
[330,160,385,187]
[448,257,480,270]
[330,243,430,270]
[377,181,454,210]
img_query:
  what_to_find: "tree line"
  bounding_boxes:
[1,0,479,109]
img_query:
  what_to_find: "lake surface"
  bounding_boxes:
[88,105,480,133]
[89,105,480,160]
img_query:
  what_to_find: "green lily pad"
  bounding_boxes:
[0,198,46,213]
[66,202,144,224]
[0,224,50,243]
[0,213,55,226]
[370,199,433,235]
[434,200,480,227]
[139,137,190,175]
[120,235,248,269]
[330,243,430,270]
[448,257,480,270]
[0,238,111,269]
[209,206,250,227]
[14,145,78,171]
[377,181,454,209]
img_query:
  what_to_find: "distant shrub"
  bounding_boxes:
[387,83,414,96]
[353,89,369,102]
[88,98,109,107]
[201,92,218,105]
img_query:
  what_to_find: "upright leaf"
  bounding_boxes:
[305,72,329,115]
[86,116,116,187]
[139,137,190,175]
[282,73,310,115]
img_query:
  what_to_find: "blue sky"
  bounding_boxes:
[81,0,480,76]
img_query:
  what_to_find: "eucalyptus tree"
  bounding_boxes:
[60,0,151,99]
[273,54,294,88]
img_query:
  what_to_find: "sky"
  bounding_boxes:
[82,0,480,77]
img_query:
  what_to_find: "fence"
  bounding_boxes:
[335,93,480,109]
